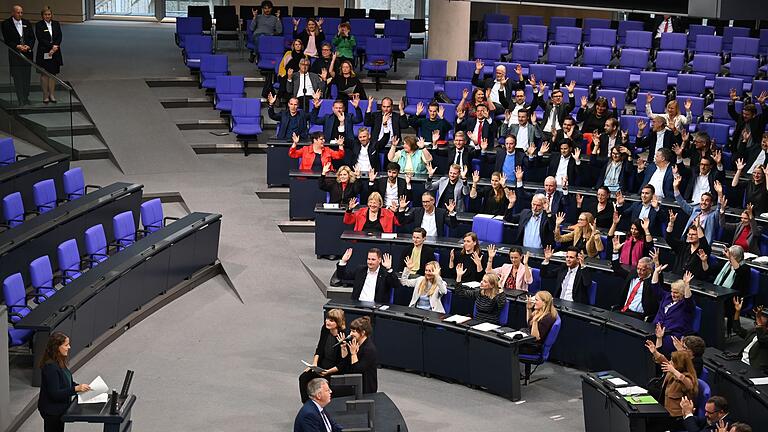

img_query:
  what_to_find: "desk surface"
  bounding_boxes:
[16,212,221,331]
[582,370,668,416]
[0,152,68,182]
[0,182,142,254]
[326,392,408,432]
[63,394,136,424]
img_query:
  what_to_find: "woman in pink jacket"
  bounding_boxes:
[485,245,533,291]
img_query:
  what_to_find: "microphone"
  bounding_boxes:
[333,334,353,347]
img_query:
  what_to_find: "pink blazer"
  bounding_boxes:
[489,263,533,291]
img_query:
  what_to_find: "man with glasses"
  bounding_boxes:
[532,80,576,144]
[310,42,334,76]
[364,96,408,147]
[287,58,326,112]
[471,61,525,111]
[399,192,457,238]
[680,395,732,432]
[679,154,725,204]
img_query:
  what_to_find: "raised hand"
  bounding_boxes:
[543,245,554,261]
[528,73,537,87]
[555,212,566,226]
[432,128,441,144]
[680,396,695,416]
[455,262,466,279]
[615,190,625,206]
[480,137,489,151]
[757,90,768,104]
[405,173,412,185]
[646,93,654,104]
[538,80,546,94]
[504,188,516,205]
[515,165,524,182]
[471,251,483,267]
[460,165,468,180]
[291,132,300,147]
[580,95,588,108]
[565,80,576,93]
[417,136,427,149]
[313,96,322,109]
[348,197,359,209]
[714,179,723,195]
[612,234,624,251]
[655,322,665,339]
[573,146,581,160]
[697,248,708,262]
[526,143,536,157]
[445,199,456,213]
[487,244,497,259]
[577,252,586,268]
[672,143,684,157]
[684,98,692,112]
[637,119,647,132]
[426,162,437,177]
[612,210,620,226]
[661,360,678,375]
[449,249,455,266]
[416,101,424,116]
[398,195,410,211]
[640,217,650,232]
[730,88,739,101]
[404,255,415,271]
[540,141,550,154]
[341,247,353,262]
[398,97,405,113]
[576,193,583,207]
[644,339,658,354]
[267,92,277,106]
[649,247,661,266]
[293,17,300,27]
[673,173,682,190]
[523,251,530,266]
[438,104,445,119]
[322,162,332,175]
[610,97,617,109]
[733,296,743,313]
[470,170,480,185]
[683,270,694,284]
[475,58,484,72]
[350,94,360,108]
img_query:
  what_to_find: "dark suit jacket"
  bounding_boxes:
[38,362,77,416]
[682,413,734,432]
[616,201,663,236]
[397,244,437,275]
[471,72,525,109]
[504,208,555,247]
[445,146,479,170]
[368,177,412,203]
[639,163,675,199]
[287,72,326,99]
[636,129,681,162]
[595,133,629,159]
[541,262,592,304]
[728,101,768,160]
[364,111,408,144]
[268,106,310,141]
[319,175,362,204]
[399,207,457,237]
[545,154,578,185]
[336,263,400,303]
[310,105,363,142]
[513,185,568,216]
[593,156,632,192]
[455,117,496,144]
[2,17,35,64]
[611,259,660,320]
[346,139,386,171]
[293,400,342,432]
[733,320,768,370]
[532,90,575,131]
[486,149,529,173]
[680,168,726,202]
[34,20,62,66]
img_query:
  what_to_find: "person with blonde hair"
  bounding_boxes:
[401,259,447,312]
[343,192,401,233]
[521,291,559,354]
[651,257,697,354]
[34,6,63,103]
[554,211,604,258]
[455,267,506,324]
[486,246,533,291]
[646,94,693,132]
[319,163,361,204]
[298,309,348,403]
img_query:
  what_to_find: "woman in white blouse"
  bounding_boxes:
[645,94,692,132]
[401,258,447,313]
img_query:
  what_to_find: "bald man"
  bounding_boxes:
[1,5,35,105]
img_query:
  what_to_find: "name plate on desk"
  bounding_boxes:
[323,203,340,209]
[381,233,398,239]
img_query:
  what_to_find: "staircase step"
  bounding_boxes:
[277,220,315,233]
[255,189,289,199]
[175,119,229,130]
[48,135,110,160]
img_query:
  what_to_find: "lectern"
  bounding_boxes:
[62,394,136,432]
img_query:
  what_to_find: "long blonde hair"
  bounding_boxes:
[532,291,557,321]
[335,165,357,183]
[416,261,443,296]
[480,273,501,298]
[573,212,596,239]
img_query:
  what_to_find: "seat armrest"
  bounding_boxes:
[15,154,30,160]
[85,184,102,193]
[163,216,181,226]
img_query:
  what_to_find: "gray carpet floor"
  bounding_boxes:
[13,21,586,432]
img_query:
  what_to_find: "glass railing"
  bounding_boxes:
[0,41,75,159]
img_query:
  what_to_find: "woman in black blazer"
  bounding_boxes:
[319,164,362,205]
[34,7,63,103]
[341,316,377,394]
[397,227,436,276]
[298,309,347,403]
[38,332,91,432]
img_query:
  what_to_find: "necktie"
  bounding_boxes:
[456,150,462,165]
[320,410,332,432]
[622,279,644,312]
[477,120,484,141]
[663,19,669,33]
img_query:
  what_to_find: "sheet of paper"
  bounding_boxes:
[504,331,528,339]
[474,214,494,219]
[322,203,339,209]
[743,252,757,260]
[752,256,768,263]
[613,231,625,237]
[493,215,505,220]
[78,376,109,404]
[43,53,51,60]
[750,377,768,385]
[462,281,481,288]
[552,251,567,257]
[607,377,628,386]
[616,386,647,396]
[443,314,471,324]
[471,322,500,331]
[381,233,397,239]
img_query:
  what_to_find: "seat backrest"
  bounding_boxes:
[731,37,760,58]
[455,60,476,81]
[281,16,305,36]
[368,9,390,23]
[582,46,612,68]
[687,24,715,46]
[29,255,53,289]
[694,34,723,54]
[200,53,228,73]
[692,305,703,333]
[713,76,744,99]
[419,59,447,84]
[485,23,514,42]
[753,80,768,99]
[582,18,611,40]
[232,97,262,119]
[547,45,576,66]
[349,18,375,38]
[444,81,472,103]
[729,57,759,80]
[723,26,750,49]
[617,20,644,40]
[0,137,15,165]
[596,89,626,111]
[406,80,436,106]
[676,74,706,96]
[521,24,547,44]
[140,198,164,233]
[695,379,711,420]
[215,75,245,96]
[32,179,57,213]
[510,43,539,64]
[62,167,85,200]
[697,121,730,145]
[176,16,203,36]
[518,15,544,28]
[3,273,29,320]
[529,267,541,294]
[529,64,556,85]
[655,51,684,73]
[589,28,617,47]
[256,35,285,56]
[554,26,581,46]
[384,19,410,40]
[474,41,502,62]
[639,71,669,93]
[678,96,705,119]
[691,54,723,78]
[600,68,630,90]
[57,239,80,273]
[549,17,577,34]
[184,35,212,56]
[659,32,687,52]
[2,192,24,227]
[85,224,108,257]
[564,66,594,87]
[365,37,392,58]
[471,216,504,243]
[619,48,649,71]
[113,210,137,248]
[624,30,652,49]
[540,315,562,360]
[483,13,509,26]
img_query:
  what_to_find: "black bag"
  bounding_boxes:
[646,375,665,402]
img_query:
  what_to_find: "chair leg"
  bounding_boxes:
[243,140,249,156]
[523,363,531,386]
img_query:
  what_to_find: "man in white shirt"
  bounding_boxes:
[287,58,326,111]
[540,246,592,304]
[399,192,457,237]
[336,247,399,303]
[532,80,577,144]
[471,60,525,111]
[683,155,724,204]
[506,90,528,125]
[747,132,768,174]
[1,5,35,105]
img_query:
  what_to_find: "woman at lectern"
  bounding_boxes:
[299,309,348,403]
[341,316,378,394]
[38,332,91,432]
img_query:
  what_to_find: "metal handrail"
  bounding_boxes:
[0,40,73,91]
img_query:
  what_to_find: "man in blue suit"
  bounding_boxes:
[294,378,342,432]
[267,94,309,141]
[637,148,675,199]
[614,184,663,236]
[310,93,363,143]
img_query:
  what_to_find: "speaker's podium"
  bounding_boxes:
[62,393,136,432]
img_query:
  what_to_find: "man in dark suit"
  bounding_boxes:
[594,118,629,160]
[637,148,676,199]
[294,378,342,432]
[540,246,593,304]
[267,95,309,141]
[680,395,733,432]
[364,96,408,147]
[727,89,768,164]
[455,103,496,148]
[532,80,576,144]
[346,127,385,172]
[368,162,412,207]
[397,227,437,275]
[471,60,525,111]
[336,247,400,303]
[543,139,580,188]
[443,131,478,172]
[286,58,326,111]
[513,173,569,217]
[399,192,457,237]
[482,134,532,180]
[679,155,725,203]
[551,116,584,149]
[615,184,663,236]
[733,299,768,370]
[635,116,682,163]
[1,5,35,105]
[504,192,555,249]
[310,95,363,143]
[611,255,660,320]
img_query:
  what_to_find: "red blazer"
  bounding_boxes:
[288,145,345,170]
[343,208,400,233]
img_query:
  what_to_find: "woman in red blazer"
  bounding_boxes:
[343,192,400,233]
[288,131,345,171]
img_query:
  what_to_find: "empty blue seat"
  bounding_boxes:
[730,37,760,59]
[722,27,750,53]
[175,16,203,48]
[582,18,611,42]
[57,239,83,283]
[729,57,759,92]
[654,51,685,85]
[760,29,768,57]
[418,59,447,92]
[0,137,23,166]
[564,66,593,109]
[529,64,556,86]
[588,28,617,49]
[712,76,744,102]
[199,54,229,89]
[444,81,472,104]
[350,18,375,58]
[690,54,723,87]
[404,80,436,115]
[456,60,476,82]
[549,17,577,40]
[659,32,687,53]
[485,23,514,56]
[510,43,539,74]
[518,15,544,28]
[529,268,541,294]
[384,19,410,55]
[553,26,581,49]
[581,46,612,80]
[546,45,576,80]
[140,198,179,234]
[619,48,650,81]
[256,35,285,72]
[693,34,723,56]
[112,210,137,251]
[2,192,32,228]
[600,68,631,92]
[617,20,644,45]
[84,224,109,266]
[623,30,652,50]
[32,179,58,214]
[62,167,100,201]
[471,216,504,243]
[519,25,548,55]
[675,74,706,97]
[474,41,502,76]
[29,256,57,300]
[214,75,245,112]
[4,273,34,322]
[687,25,715,50]
[231,98,262,155]
[183,35,212,70]
[711,100,739,129]
[363,38,393,89]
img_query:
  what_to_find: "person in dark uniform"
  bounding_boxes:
[1,4,35,105]
[34,6,62,103]
[38,332,91,432]
[298,309,348,403]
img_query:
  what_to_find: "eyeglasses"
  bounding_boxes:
[552,94,563,98]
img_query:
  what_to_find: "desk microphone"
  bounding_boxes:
[333,335,353,347]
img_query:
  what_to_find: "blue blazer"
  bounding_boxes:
[294,400,342,432]
[639,164,674,199]
[267,106,309,141]
[310,105,363,143]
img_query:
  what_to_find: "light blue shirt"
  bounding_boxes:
[523,212,543,249]
[502,152,516,179]
[627,277,645,313]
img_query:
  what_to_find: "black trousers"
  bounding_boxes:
[10,64,31,104]
[41,413,65,432]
